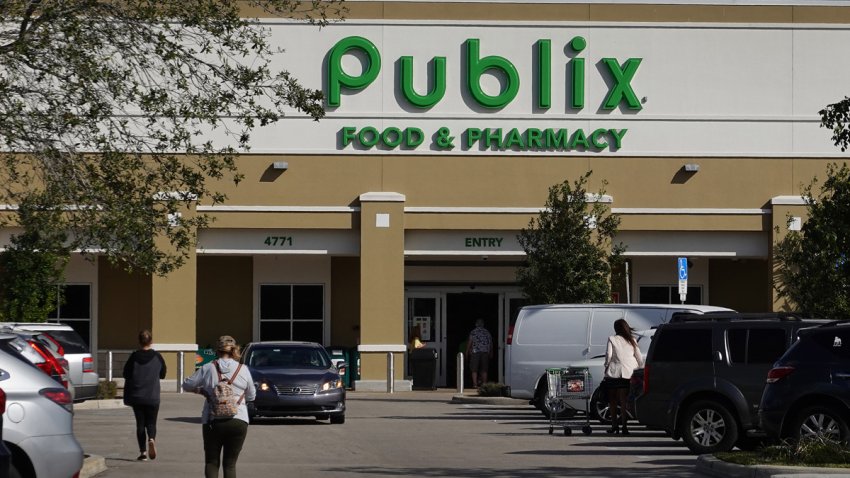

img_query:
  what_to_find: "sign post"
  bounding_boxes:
[677,257,688,304]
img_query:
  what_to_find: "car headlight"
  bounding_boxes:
[256,381,271,392]
[321,379,343,391]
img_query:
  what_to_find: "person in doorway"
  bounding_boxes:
[409,325,426,351]
[466,319,493,388]
[603,318,644,435]
[183,335,256,478]
[123,329,167,461]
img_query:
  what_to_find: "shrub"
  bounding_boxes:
[96,380,118,400]
[760,438,850,466]
[477,382,507,397]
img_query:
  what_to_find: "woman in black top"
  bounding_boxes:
[123,329,167,461]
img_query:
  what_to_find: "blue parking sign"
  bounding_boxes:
[678,257,688,281]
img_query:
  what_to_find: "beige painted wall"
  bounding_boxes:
[97,262,151,349]
[709,258,771,312]
[196,256,253,349]
[330,257,360,347]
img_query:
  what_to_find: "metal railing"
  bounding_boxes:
[102,349,191,393]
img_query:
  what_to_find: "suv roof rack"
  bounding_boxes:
[668,311,815,323]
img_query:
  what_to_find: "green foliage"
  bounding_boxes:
[96,380,118,400]
[774,162,850,318]
[0,0,344,276]
[821,97,850,152]
[718,438,850,467]
[517,171,625,304]
[476,382,508,397]
[0,197,69,322]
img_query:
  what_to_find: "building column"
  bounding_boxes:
[355,192,409,392]
[149,235,198,388]
[770,196,808,311]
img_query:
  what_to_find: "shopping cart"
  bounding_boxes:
[545,367,593,436]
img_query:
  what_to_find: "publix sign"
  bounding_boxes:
[326,36,642,153]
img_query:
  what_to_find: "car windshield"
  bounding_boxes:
[246,346,331,369]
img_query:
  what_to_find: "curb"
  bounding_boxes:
[696,454,850,477]
[450,394,530,406]
[80,454,107,478]
[74,399,126,410]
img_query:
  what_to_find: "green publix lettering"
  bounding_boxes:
[327,36,642,110]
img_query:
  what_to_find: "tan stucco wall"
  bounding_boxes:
[335,2,850,24]
[709,258,771,312]
[196,256,253,349]
[359,196,405,381]
[97,262,151,349]
[330,257,361,347]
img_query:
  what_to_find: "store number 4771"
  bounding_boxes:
[264,236,293,247]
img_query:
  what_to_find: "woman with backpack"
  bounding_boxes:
[183,335,256,478]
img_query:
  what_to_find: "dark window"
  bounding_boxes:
[728,329,746,363]
[639,285,702,305]
[259,284,324,342]
[810,329,850,360]
[748,329,787,363]
[727,328,787,364]
[46,328,90,354]
[46,284,93,348]
[260,285,291,320]
[653,328,712,362]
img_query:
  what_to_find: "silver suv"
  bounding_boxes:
[0,323,99,402]
[0,337,84,477]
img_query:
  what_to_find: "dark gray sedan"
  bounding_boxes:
[243,342,346,424]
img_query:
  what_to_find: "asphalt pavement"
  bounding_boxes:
[72,391,850,478]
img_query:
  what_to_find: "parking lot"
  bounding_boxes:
[74,392,701,477]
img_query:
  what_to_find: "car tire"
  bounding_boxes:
[788,405,849,443]
[330,414,345,425]
[590,388,633,425]
[535,380,577,420]
[680,400,739,454]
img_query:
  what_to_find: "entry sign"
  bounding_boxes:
[677,257,688,302]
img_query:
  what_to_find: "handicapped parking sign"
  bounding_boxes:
[677,257,688,301]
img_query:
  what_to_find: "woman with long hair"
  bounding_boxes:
[603,318,644,435]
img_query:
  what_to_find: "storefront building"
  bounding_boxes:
[44,1,850,390]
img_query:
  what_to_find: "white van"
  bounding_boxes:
[505,304,732,414]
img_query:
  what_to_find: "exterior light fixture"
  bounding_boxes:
[684,163,700,172]
[272,161,289,171]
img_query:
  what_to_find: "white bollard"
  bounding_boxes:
[457,352,464,394]
[177,351,185,393]
[107,350,113,382]
[387,352,394,394]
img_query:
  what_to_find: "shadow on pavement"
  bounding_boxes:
[321,465,694,477]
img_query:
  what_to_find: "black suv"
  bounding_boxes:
[635,312,827,454]
[760,321,850,442]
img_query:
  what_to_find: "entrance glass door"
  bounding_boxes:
[405,293,445,386]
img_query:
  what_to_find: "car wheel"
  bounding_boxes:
[590,388,633,425]
[536,380,577,420]
[330,414,345,424]
[789,405,849,443]
[680,400,739,454]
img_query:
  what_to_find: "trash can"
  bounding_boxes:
[347,347,361,389]
[409,348,438,391]
[326,346,350,388]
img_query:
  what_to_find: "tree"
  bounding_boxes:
[0,196,69,321]
[0,0,344,278]
[821,97,850,152]
[517,171,625,304]
[774,163,850,318]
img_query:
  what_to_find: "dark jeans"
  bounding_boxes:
[131,404,159,452]
[202,418,249,478]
